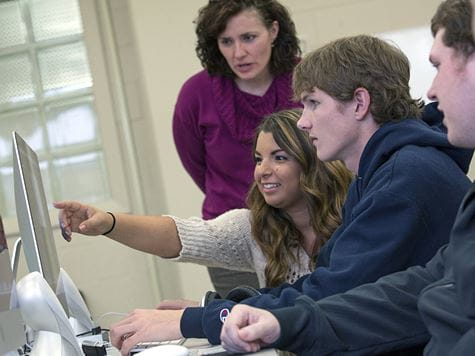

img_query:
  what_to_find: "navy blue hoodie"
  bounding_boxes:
[271,182,475,355]
[180,104,473,344]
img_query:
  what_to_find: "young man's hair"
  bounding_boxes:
[431,0,475,58]
[195,0,301,77]
[293,35,423,125]
[247,109,352,287]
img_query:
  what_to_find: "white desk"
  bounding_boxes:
[185,338,278,355]
[106,338,278,355]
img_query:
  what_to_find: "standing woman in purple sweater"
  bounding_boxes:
[172,0,301,295]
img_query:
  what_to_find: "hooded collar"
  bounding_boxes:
[358,103,473,184]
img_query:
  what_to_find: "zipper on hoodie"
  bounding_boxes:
[355,176,363,200]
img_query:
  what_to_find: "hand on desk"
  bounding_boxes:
[220,305,281,354]
[156,299,199,310]
[110,308,184,356]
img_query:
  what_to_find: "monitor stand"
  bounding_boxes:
[57,268,95,334]
[11,238,96,335]
[16,272,83,356]
[10,237,21,280]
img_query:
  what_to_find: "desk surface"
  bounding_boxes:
[106,338,278,355]
[186,338,277,355]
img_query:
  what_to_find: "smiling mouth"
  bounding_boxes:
[261,183,281,193]
[263,183,280,189]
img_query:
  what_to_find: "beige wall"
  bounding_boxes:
[126,0,214,301]
[281,0,441,49]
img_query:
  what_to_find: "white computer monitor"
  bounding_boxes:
[12,131,66,309]
[0,216,26,354]
[12,131,94,333]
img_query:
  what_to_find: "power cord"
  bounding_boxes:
[95,311,128,326]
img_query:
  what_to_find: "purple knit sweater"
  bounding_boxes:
[173,70,300,219]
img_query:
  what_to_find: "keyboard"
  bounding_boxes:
[129,339,185,355]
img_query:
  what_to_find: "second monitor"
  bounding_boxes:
[0,216,26,354]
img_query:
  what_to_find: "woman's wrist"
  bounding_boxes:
[103,212,116,235]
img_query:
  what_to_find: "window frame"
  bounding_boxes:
[2,0,131,238]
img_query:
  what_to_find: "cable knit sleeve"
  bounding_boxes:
[167,209,257,273]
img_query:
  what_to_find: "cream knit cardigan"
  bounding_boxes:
[169,209,312,287]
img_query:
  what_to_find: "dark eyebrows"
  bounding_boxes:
[301,91,317,104]
[301,93,309,102]
[254,148,285,156]
[219,30,258,39]
[271,149,286,156]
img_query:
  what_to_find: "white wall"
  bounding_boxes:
[126,0,214,301]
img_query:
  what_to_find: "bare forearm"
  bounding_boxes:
[56,200,182,257]
[104,214,182,258]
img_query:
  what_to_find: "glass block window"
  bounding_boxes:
[0,1,27,49]
[0,54,35,105]
[30,0,83,41]
[0,0,110,218]
[39,42,93,97]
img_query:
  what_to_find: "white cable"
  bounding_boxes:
[95,311,128,326]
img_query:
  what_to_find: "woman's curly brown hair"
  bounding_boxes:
[195,0,301,77]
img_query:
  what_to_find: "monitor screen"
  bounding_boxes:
[12,131,68,315]
[0,216,26,353]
